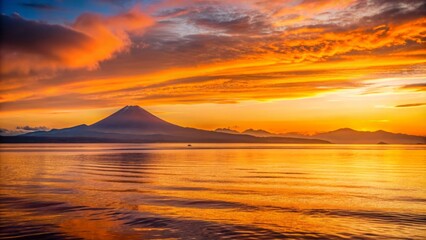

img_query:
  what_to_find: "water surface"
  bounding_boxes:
[1,143,425,239]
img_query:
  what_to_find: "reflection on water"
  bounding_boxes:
[0,143,425,239]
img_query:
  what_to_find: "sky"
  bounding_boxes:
[0,0,425,135]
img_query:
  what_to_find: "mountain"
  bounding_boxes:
[313,128,425,144]
[239,129,310,139]
[214,128,309,139]
[90,106,183,135]
[1,105,328,144]
[228,127,425,144]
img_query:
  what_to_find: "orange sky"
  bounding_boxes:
[1,0,425,135]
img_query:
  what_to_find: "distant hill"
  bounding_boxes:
[218,128,309,139]
[1,106,328,144]
[313,128,425,144]
[228,127,425,144]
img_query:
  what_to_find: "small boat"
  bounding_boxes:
[187,144,192,147]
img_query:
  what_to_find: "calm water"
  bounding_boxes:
[0,144,425,239]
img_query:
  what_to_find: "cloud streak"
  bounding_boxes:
[400,83,426,92]
[395,103,425,108]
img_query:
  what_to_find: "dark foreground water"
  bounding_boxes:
[0,143,425,239]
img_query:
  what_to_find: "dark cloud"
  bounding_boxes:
[98,0,134,7]
[0,9,153,74]
[359,1,426,26]
[1,14,91,59]
[19,2,58,10]
[155,8,189,18]
[191,14,271,35]
[154,4,273,35]
[395,103,426,108]
[332,0,426,28]
[0,14,93,73]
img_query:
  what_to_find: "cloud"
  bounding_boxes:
[1,0,425,112]
[188,7,272,35]
[400,83,426,92]
[3,0,425,77]
[155,8,189,18]
[395,103,426,108]
[98,0,134,7]
[19,3,58,10]
[0,128,26,136]
[1,14,93,73]
[137,0,426,69]
[0,93,118,112]
[0,7,153,74]
[16,125,50,131]
[0,125,49,136]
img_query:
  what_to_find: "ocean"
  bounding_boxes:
[1,143,425,239]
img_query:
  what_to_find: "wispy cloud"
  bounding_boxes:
[395,103,426,108]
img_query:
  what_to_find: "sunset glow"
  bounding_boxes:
[1,0,425,135]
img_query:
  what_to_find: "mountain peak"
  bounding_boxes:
[120,105,143,112]
[108,105,155,119]
[90,105,180,133]
[124,105,142,109]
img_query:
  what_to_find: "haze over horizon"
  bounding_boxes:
[1,0,425,135]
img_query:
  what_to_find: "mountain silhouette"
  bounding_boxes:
[224,127,425,144]
[2,105,328,144]
[242,129,275,137]
[214,128,240,134]
[90,105,184,134]
[4,106,421,144]
[314,128,425,144]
